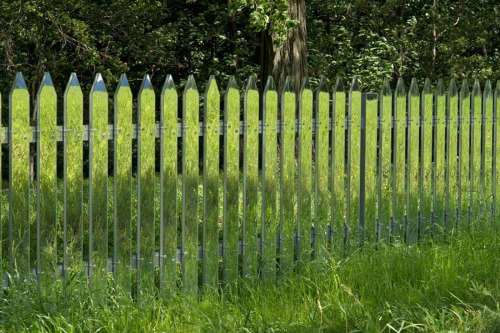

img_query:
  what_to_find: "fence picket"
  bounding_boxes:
[88,73,108,300]
[36,73,58,292]
[378,79,392,242]
[137,75,156,301]
[393,78,406,242]
[495,81,500,228]
[113,74,133,296]
[160,75,178,294]
[459,81,471,229]
[243,77,259,279]
[315,78,329,258]
[332,78,346,249]
[407,79,419,243]
[447,80,459,229]
[182,75,199,295]
[280,77,295,273]
[223,76,239,283]
[365,93,377,242]
[63,74,84,289]
[298,78,313,263]
[347,77,361,250]
[2,73,498,295]
[203,76,220,289]
[262,76,278,283]
[421,79,433,238]
[9,72,31,277]
[434,80,446,233]
[483,81,493,223]
[471,80,482,223]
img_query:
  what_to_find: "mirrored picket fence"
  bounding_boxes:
[1,72,499,301]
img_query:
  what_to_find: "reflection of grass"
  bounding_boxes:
[1,225,498,332]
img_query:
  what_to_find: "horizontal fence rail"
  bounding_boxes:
[1,72,499,301]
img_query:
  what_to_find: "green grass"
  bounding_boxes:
[1,227,498,332]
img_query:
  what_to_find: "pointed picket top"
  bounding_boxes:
[460,79,470,97]
[90,73,107,93]
[301,76,311,92]
[409,78,419,96]
[114,74,130,97]
[349,76,360,93]
[117,73,130,88]
[64,73,82,96]
[435,79,445,95]
[226,75,239,91]
[139,74,154,94]
[448,79,458,97]
[316,76,328,93]
[264,76,276,93]
[334,77,344,93]
[395,77,405,96]
[484,80,492,99]
[184,75,198,95]
[380,77,391,96]
[37,72,55,97]
[472,79,481,96]
[204,75,219,96]
[39,72,54,88]
[162,74,176,93]
[245,75,257,92]
[69,72,80,87]
[283,76,294,93]
[10,72,27,94]
[422,78,432,94]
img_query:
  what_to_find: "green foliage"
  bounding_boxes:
[1,228,498,331]
[230,0,298,46]
[1,0,497,99]
[308,0,500,90]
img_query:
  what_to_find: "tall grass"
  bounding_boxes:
[0,227,498,332]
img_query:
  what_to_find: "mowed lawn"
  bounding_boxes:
[0,227,498,332]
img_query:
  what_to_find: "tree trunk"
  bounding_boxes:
[258,0,308,96]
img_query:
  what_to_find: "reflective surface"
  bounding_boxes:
[223,77,239,283]
[37,73,58,292]
[262,77,277,283]
[315,79,329,258]
[298,80,312,263]
[203,77,219,289]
